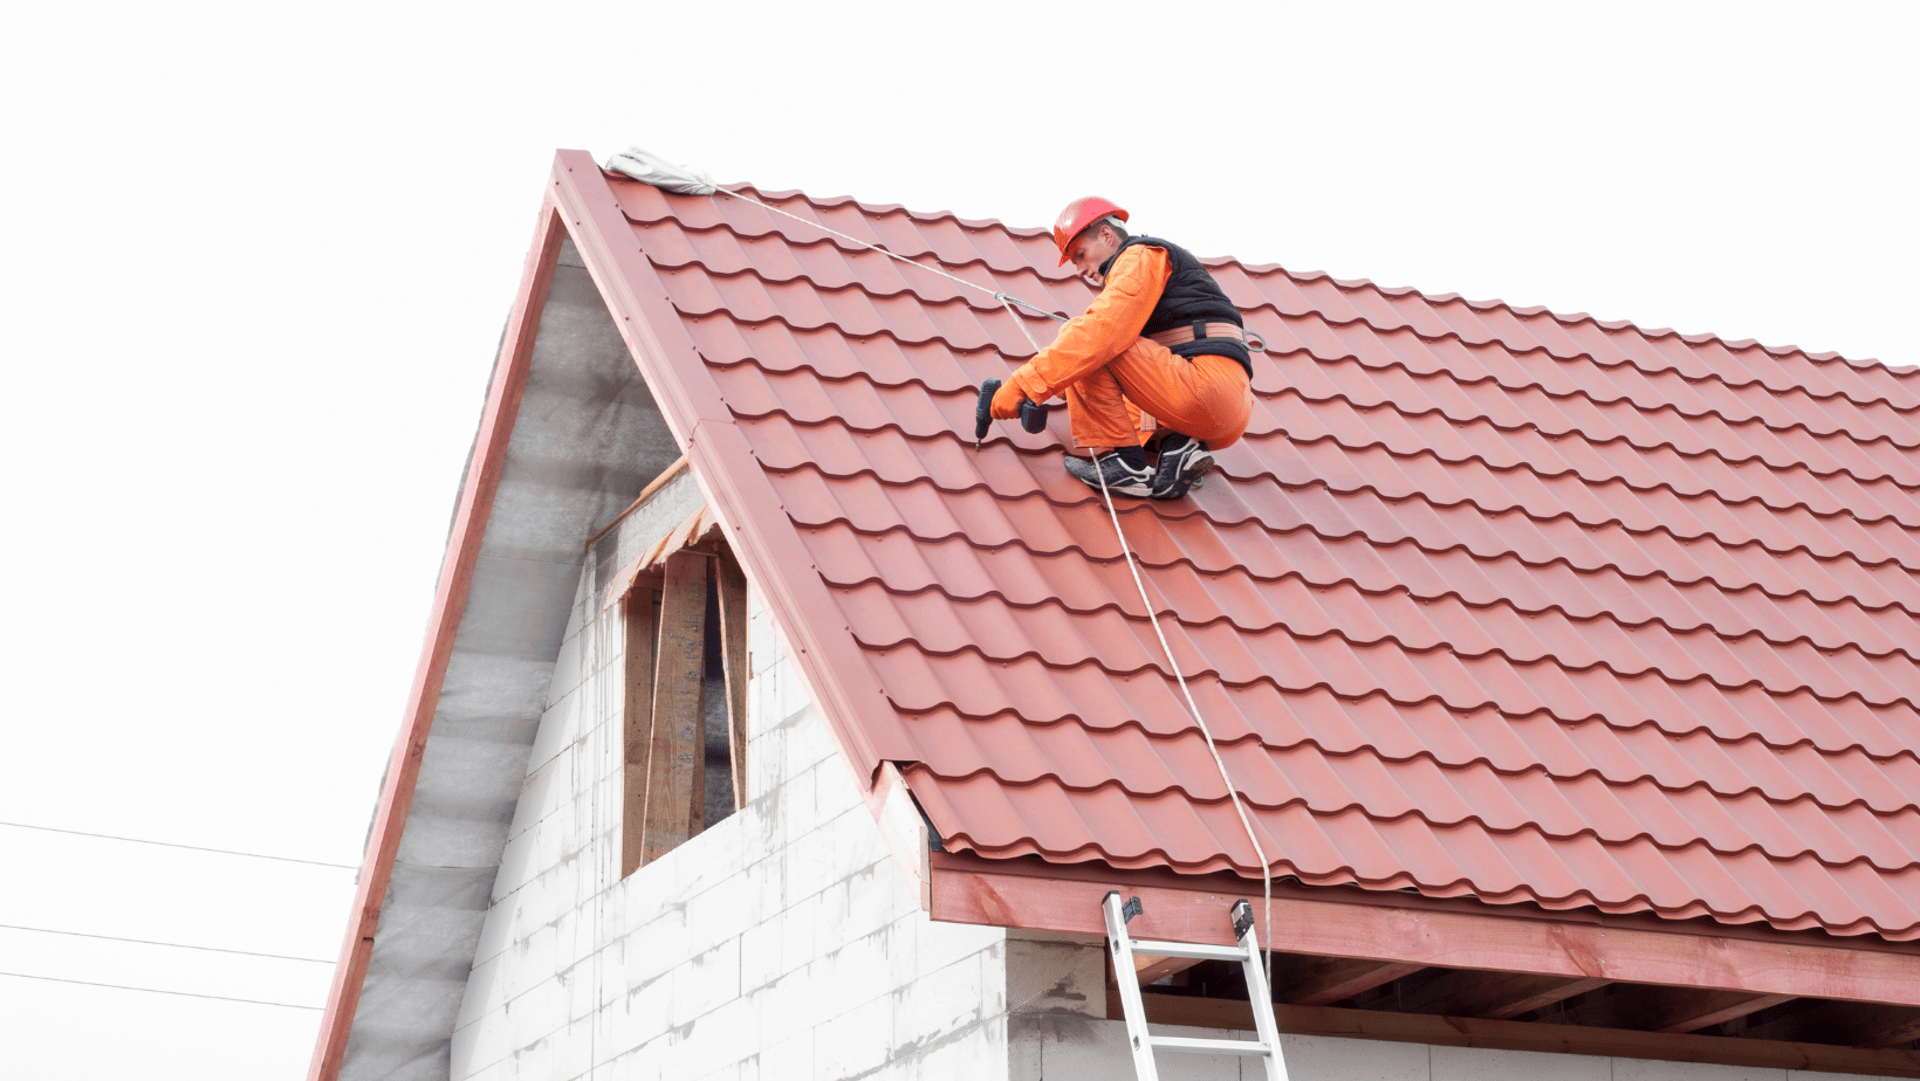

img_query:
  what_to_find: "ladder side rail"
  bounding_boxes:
[1235,902,1291,1081]
[1103,891,1161,1081]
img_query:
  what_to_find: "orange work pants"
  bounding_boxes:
[1059,339,1252,451]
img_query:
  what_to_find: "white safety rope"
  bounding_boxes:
[609,146,1277,984]
[1089,456,1275,986]
[715,184,1069,329]
[738,166,1281,984]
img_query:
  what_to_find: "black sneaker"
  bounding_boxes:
[1150,433,1213,500]
[1062,452,1154,497]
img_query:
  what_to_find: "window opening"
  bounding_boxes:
[616,514,749,878]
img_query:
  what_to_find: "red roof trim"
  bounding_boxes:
[550,150,914,771]
[307,202,565,1081]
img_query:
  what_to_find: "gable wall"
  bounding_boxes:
[446,472,1015,1079]
[337,239,680,1079]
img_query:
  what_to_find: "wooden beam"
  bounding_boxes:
[583,455,688,553]
[869,762,932,911]
[928,856,1920,1008]
[619,582,660,877]
[640,551,707,863]
[1555,983,1794,1033]
[1134,955,1204,987]
[1862,1011,1920,1050]
[715,545,750,811]
[1656,991,1796,1034]
[1280,956,1425,1006]
[1116,991,1920,1078]
[1390,969,1611,1020]
[1746,1000,1920,1049]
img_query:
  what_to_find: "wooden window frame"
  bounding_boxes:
[612,505,750,877]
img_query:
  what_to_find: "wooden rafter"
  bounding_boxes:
[1383,968,1612,1021]
[1132,955,1204,987]
[1746,1000,1920,1049]
[619,575,661,877]
[639,550,708,864]
[1658,993,1797,1035]
[1559,984,1797,1034]
[1280,956,1426,1006]
[715,545,750,811]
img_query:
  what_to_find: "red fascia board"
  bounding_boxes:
[547,149,914,772]
[929,854,1920,1008]
[306,203,566,1081]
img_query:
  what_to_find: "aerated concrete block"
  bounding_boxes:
[1431,1044,1611,1081]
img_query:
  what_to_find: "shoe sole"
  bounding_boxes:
[1064,463,1154,498]
[1153,447,1213,499]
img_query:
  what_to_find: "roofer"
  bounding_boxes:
[990,197,1254,499]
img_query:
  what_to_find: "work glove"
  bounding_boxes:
[990,378,1029,420]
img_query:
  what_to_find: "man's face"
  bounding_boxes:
[1066,223,1122,285]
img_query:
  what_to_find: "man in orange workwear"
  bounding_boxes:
[990,196,1253,499]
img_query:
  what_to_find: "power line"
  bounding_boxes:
[0,922,333,964]
[0,821,357,870]
[0,971,321,1010]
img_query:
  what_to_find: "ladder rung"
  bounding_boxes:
[1151,1035,1271,1056]
[1128,939,1250,962]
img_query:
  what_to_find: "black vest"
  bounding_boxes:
[1098,235,1251,376]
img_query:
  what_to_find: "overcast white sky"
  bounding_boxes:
[2,1,1914,1075]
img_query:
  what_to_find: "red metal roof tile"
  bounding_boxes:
[603,170,1920,940]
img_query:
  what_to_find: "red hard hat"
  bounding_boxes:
[1051,196,1129,266]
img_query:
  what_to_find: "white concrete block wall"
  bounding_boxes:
[448,528,1010,1080]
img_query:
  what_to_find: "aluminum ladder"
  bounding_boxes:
[1104,891,1290,1081]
